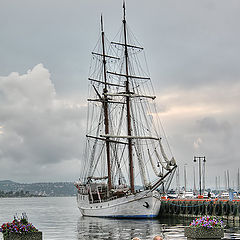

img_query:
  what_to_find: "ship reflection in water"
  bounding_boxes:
[77,216,240,240]
[77,217,167,240]
[77,217,188,240]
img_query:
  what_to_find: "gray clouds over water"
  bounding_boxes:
[0,0,240,188]
[0,65,86,182]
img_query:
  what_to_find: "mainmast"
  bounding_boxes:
[123,2,134,193]
[101,15,112,191]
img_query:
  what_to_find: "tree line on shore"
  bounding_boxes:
[0,190,43,198]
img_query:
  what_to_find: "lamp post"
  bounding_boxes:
[193,156,206,196]
[184,164,187,191]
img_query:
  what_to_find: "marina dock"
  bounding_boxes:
[159,198,240,222]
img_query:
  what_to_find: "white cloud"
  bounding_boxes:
[0,63,239,189]
[0,64,86,182]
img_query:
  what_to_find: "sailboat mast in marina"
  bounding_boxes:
[75,2,177,218]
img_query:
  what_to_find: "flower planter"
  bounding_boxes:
[3,231,42,240]
[1,214,41,240]
[184,226,224,239]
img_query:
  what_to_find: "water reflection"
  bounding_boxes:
[77,217,187,240]
[0,197,240,239]
[77,216,240,240]
[224,221,240,240]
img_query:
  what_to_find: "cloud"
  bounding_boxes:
[0,0,240,189]
[1,64,239,187]
[155,81,240,189]
[0,64,86,182]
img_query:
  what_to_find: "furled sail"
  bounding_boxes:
[134,142,149,187]
[159,138,177,167]
[159,138,171,164]
[154,148,171,171]
[148,149,162,177]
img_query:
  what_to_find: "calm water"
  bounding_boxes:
[0,197,240,240]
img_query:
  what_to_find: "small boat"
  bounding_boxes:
[203,191,216,198]
[167,190,178,199]
[184,191,195,199]
[75,2,177,218]
[219,191,229,199]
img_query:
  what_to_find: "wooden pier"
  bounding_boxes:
[159,199,240,222]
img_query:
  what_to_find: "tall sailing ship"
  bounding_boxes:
[75,2,177,218]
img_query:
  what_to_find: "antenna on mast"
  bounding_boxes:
[123,0,126,22]
[101,14,104,32]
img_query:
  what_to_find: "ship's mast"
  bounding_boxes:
[101,15,112,191]
[123,2,134,193]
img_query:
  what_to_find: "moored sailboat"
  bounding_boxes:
[75,2,177,218]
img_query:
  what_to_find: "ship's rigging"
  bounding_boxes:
[80,2,177,197]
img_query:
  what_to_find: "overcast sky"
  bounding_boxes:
[0,0,240,190]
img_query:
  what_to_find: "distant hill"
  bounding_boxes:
[0,180,15,184]
[0,180,76,197]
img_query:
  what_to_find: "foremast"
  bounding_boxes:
[122,2,134,194]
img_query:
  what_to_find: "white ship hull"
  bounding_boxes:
[77,190,161,218]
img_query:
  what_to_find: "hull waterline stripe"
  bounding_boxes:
[84,214,157,219]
